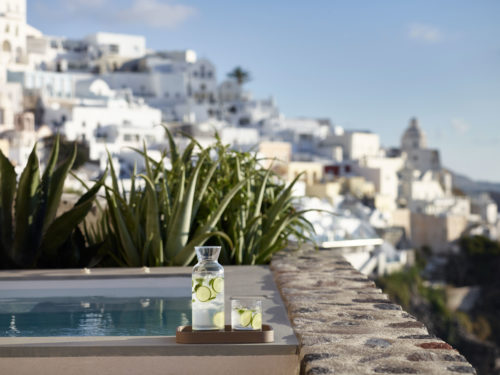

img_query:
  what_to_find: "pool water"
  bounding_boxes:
[0,296,191,337]
[0,276,192,337]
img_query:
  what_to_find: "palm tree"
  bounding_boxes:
[227,66,251,86]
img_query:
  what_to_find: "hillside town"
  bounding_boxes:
[1,0,499,277]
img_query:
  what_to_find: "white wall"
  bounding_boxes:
[324,131,380,161]
[85,32,146,59]
[360,156,403,200]
[406,148,441,172]
[0,0,27,65]
[220,127,259,151]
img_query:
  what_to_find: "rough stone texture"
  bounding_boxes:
[271,248,477,375]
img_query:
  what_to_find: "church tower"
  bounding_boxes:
[401,117,427,151]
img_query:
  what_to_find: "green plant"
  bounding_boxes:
[203,140,314,265]
[89,128,315,267]
[0,137,103,269]
[90,136,246,267]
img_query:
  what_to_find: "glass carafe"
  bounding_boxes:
[191,246,224,330]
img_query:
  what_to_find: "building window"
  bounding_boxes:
[5,24,9,33]
[2,40,11,52]
[239,117,250,126]
[82,121,86,128]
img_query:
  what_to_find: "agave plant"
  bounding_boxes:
[90,133,246,267]
[0,137,103,269]
[201,140,315,265]
[88,127,314,267]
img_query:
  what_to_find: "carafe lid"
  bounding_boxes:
[195,246,221,262]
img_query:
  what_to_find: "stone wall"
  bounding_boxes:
[271,247,476,375]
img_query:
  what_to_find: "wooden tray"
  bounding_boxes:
[176,325,274,344]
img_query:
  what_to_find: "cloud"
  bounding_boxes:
[36,0,196,29]
[451,118,470,135]
[63,0,108,12]
[117,0,197,29]
[408,23,444,44]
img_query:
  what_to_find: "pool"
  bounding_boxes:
[0,277,191,337]
[0,267,300,375]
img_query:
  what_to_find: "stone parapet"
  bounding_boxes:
[271,247,476,375]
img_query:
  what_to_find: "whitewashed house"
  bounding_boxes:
[0,0,28,66]
[43,78,162,162]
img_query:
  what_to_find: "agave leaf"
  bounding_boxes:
[69,171,105,213]
[127,146,164,174]
[252,168,271,220]
[106,149,121,195]
[111,186,142,251]
[75,171,106,207]
[129,162,137,205]
[0,150,16,256]
[142,141,154,182]
[164,166,185,257]
[193,179,246,237]
[40,134,60,182]
[39,200,93,258]
[180,141,196,167]
[262,174,301,233]
[164,154,206,258]
[141,233,154,265]
[140,174,163,265]
[13,145,41,265]
[190,153,218,225]
[159,167,171,240]
[43,142,76,232]
[163,125,179,165]
[105,189,140,266]
[254,210,310,263]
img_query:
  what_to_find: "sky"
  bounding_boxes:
[27,0,500,182]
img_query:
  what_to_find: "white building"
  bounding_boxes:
[85,32,146,61]
[43,79,163,161]
[321,128,380,161]
[0,0,27,66]
[401,117,441,172]
[0,80,23,129]
[353,153,404,211]
[0,112,49,167]
[220,127,259,152]
[102,52,219,123]
[471,193,498,225]
[7,69,92,99]
[265,117,330,159]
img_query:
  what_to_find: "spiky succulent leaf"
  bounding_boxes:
[0,150,16,260]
